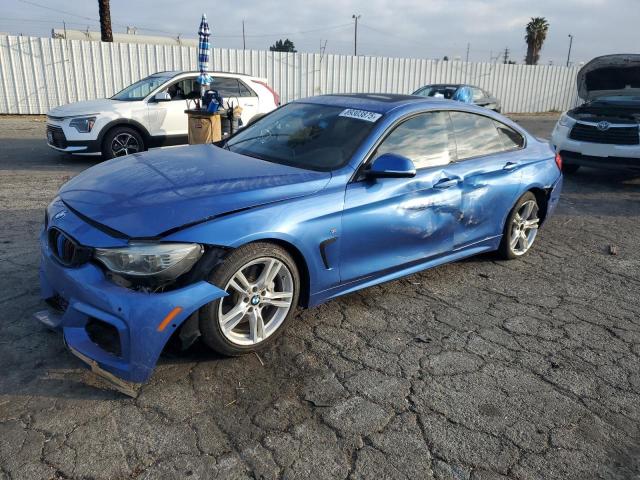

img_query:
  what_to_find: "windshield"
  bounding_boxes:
[111,74,174,101]
[225,102,380,171]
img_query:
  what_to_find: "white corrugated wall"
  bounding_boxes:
[0,34,580,114]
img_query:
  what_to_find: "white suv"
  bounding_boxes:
[551,54,640,173]
[46,71,280,159]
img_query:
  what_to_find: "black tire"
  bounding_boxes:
[498,191,539,260]
[563,163,580,174]
[101,126,145,160]
[199,242,300,356]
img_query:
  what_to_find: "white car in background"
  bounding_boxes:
[551,54,640,173]
[45,71,280,159]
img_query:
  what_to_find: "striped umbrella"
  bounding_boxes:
[197,14,212,100]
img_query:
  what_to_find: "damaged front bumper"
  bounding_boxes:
[37,229,226,388]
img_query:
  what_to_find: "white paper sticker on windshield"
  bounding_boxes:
[339,108,382,122]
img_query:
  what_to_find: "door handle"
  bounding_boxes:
[243,103,256,107]
[434,178,459,189]
[503,162,518,171]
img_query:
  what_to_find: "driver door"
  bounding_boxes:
[146,76,197,140]
[340,111,462,283]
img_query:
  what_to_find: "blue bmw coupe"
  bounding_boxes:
[38,94,562,388]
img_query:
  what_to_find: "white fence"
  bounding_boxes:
[0,34,581,114]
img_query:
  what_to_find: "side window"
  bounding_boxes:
[449,111,504,160]
[212,77,241,98]
[494,120,525,150]
[375,111,454,169]
[166,78,198,100]
[238,80,256,97]
[472,88,484,101]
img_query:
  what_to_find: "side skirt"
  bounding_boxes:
[308,236,501,307]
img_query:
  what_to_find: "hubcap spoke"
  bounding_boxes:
[220,302,247,331]
[262,290,293,308]
[257,259,282,288]
[521,201,534,220]
[228,270,251,295]
[249,309,265,343]
[510,231,520,249]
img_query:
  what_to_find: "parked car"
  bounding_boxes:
[45,71,280,159]
[36,94,562,391]
[413,84,501,112]
[551,54,640,173]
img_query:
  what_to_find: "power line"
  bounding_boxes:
[17,0,96,21]
[9,4,353,41]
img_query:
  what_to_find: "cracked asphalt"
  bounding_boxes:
[1,114,640,479]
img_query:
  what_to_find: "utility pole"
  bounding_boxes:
[566,34,573,67]
[503,47,510,64]
[465,43,470,63]
[242,20,246,50]
[98,0,113,42]
[352,14,361,56]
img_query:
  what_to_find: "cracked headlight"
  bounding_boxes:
[94,243,203,280]
[69,116,97,133]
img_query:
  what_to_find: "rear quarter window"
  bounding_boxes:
[493,120,525,150]
[449,111,504,160]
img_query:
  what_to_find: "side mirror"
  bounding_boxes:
[154,91,172,102]
[366,153,416,179]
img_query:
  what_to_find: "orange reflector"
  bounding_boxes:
[157,306,183,332]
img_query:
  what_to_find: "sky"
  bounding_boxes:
[1,0,637,65]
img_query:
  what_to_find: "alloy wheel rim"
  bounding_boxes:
[111,133,140,157]
[509,200,539,256]
[218,257,294,346]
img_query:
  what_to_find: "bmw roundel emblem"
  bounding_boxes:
[53,210,67,220]
[596,121,610,131]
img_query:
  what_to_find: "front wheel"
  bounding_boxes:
[199,243,300,356]
[498,192,540,259]
[101,126,144,160]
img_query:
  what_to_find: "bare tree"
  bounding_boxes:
[98,0,113,42]
[525,17,549,65]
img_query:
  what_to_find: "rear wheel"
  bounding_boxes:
[498,192,540,260]
[101,126,144,160]
[199,243,300,356]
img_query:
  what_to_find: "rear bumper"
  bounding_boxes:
[545,174,563,222]
[38,229,226,384]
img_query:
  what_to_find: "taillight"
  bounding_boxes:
[555,152,563,171]
[253,80,280,106]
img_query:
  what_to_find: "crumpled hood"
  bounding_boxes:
[577,54,640,100]
[59,144,331,238]
[48,99,123,117]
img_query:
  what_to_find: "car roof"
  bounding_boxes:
[295,93,443,114]
[152,70,257,79]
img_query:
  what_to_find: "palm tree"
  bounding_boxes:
[98,0,113,42]
[525,17,549,65]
